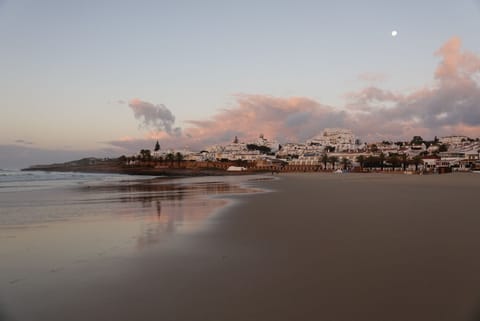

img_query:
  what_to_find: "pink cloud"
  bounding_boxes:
[108,37,480,153]
[435,36,480,84]
[345,37,480,139]
[184,94,347,144]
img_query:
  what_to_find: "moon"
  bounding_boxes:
[391,30,398,37]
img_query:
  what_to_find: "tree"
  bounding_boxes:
[321,154,329,170]
[175,152,184,165]
[246,144,271,154]
[154,141,160,152]
[438,144,448,152]
[356,155,366,170]
[328,156,339,170]
[341,157,350,170]
[412,155,423,172]
[165,153,175,166]
[411,136,424,145]
[401,153,408,171]
[364,155,379,169]
[388,154,400,170]
[379,152,386,171]
[139,149,152,161]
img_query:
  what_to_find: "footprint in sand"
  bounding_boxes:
[9,278,24,285]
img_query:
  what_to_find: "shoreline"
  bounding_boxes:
[21,164,273,177]
[3,172,480,321]
[1,173,275,321]
[22,161,476,177]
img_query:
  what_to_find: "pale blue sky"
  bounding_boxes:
[1,0,480,166]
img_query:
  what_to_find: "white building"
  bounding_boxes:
[277,143,306,157]
[254,134,280,153]
[440,135,469,145]
[306,128,360,152]
[205,134,279,161]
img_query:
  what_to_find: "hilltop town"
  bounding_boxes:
[25,128,480,175]
[120,128,480,174]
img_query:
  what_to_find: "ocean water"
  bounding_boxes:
[0,169,134,193]
[0,170,268,321]
[0,170,265,226]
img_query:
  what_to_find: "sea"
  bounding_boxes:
[0,169,266,320]
[0,169,131,193]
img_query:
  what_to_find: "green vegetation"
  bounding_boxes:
[341,157,350,170]
[246,144,272,154]
[139,149,152,161]
[328,156,339,169]
[356,155,365,170]
[321,154,329,169]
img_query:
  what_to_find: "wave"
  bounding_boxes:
[0,171,143,193]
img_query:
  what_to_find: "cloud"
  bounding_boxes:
[184,94,348,144]
[108,95,348,152]
[108,37,480,153]
[345,36,480,140]
[128,98,182,136]
[434,36,480,83]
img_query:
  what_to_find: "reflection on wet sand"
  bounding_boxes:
[76,179,261,249]
[80,180,258,202]
[0,174,272,321]
[133,198,228,250]
[0,176,267,287]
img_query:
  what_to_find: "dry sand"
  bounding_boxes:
[4,172,480,321]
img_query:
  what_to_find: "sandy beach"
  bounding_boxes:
[2,172,480,321]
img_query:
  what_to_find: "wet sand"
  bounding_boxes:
[3,173,480,321]
[0,175,265,321]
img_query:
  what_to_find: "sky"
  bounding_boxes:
[1,0,480,168]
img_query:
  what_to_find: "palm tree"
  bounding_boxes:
[341,157,350,170]
[174,152,184,166]
[388,154,400,171]
[356,155,365,171]
[379,152,385,171]
[412,155,423,172]
[401,153,408,171]
[165,153,175,166]
[320,153,329,170]
[328,156,339,170]
[139,149,152,161]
